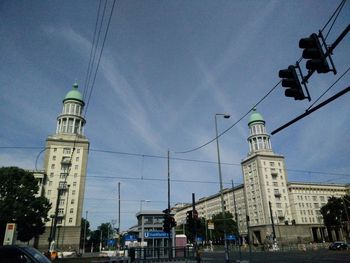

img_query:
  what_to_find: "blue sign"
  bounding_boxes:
[196,236,204,242]
[144,231,170,239]
[108,239,116,246]
[124,234,137,241]
[226,234,236,241]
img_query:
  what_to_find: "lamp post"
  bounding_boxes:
[140,200,151,245]
[83,210,88,254]
[215,113,230,263]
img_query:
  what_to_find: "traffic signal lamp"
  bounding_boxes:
[170,216,177,228]
[279,65,306,100]
[162,208,176,233]
[163,210,171,233]
[299,33,330,73]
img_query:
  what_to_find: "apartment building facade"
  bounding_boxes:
[174,109,349,244]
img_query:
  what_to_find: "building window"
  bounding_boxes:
[47,190,51,195]
[70,208,74,214]
[69,218,73,223]
[74,173,78,178]
[76,157,79,162]
[75,165,78,170]
[71,199,75,205]
[58,208,64,215]
[68,118,74,133]
[51,164,55,169]
[72,190,76,195]
[48,181,52,186]
[50,172,54,177]
[63,148,71,154]
[77,149,80,154]
[59,199,65,206]
[52,156,56,161]
[73,182,77,187]
[53,148,57,152]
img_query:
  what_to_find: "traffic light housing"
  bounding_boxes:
[170,216,177,228]
[279,65,306,100]
[162,209,171,233]
[299,33,330,73]
[162,208,176,233]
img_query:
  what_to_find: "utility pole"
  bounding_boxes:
[167,150,172,259]
[269,201,277,246]
[83,211,88,254]
[118,182,121,249]
[232,180,241,261]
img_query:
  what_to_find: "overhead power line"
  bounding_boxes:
[1,145,350,178]
[83,0,104,99]
[84,0,117,118]
[174,80,281,154]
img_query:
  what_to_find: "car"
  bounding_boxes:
[328,241,349,250]
[0,245,52,263]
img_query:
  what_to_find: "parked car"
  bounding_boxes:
[329,241,349,250]
[0,245,52,263]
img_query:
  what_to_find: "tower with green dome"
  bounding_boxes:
[247,108,272,155]
[241,109,292,245]
[39,83,90,251]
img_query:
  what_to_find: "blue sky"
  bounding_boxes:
[0,0,349,231]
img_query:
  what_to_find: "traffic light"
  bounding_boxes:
[299,33,330,73]
[186,210,194,232]
[170,216,177,228]
[279,65,306,100]
[162,209,171,233]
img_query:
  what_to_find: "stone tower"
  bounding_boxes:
[38,83,89,250]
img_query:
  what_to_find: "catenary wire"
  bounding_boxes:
[84,0,108,101]
[173,80,282,154]
[306,65,350,110]
[323,0,347,41]
[1,145,350,178]
[321,0,347,33]
[84,0,117,118]
[83,0,103,99]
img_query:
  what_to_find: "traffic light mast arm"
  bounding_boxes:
[296,62,311,101]
[271,86,350,135]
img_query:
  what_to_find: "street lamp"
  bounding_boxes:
[215,113,230,263]
[140,200,151,245]
[140,199,151,211]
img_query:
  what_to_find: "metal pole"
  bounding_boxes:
[231,180,241,261]
[167,149,172,259]
[83,211,88,254]
[215,114,230,263]
[61,185,70,250]
[118,182,121,248]
[269,202,277,245]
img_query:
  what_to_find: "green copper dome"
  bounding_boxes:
[63,83,84,104]
[248,108,265,126]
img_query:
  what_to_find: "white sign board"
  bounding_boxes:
[208,222,214,230]
[3,223,16,245]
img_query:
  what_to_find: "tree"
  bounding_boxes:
[80,217,91,250]
[320,195,350,242]
[0,167,51,245]
[211,211,237,243]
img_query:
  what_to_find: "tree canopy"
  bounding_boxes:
[0,167,51,244]
[320,195,350,241]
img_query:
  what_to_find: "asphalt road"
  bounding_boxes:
[201,250,350,263]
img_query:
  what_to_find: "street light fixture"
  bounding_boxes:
[215,113,230,263]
